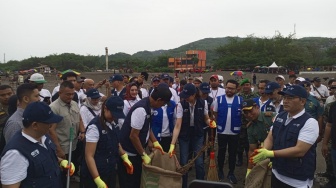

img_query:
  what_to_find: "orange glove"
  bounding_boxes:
[153,141,164,154]
[121,153,133,174]
[209,120,217,128]
[60,160,75,176]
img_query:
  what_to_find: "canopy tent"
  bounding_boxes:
[268,62,278,68]
[267,62,286,74]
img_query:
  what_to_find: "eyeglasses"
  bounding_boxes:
[283,96,300,100]
[225,87,236,91]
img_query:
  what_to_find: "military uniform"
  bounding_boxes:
[247,112,276,147]
[0,103,9,153]
[305,94,323,120]
[322,101,335,177]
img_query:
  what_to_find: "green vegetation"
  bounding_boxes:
[1,34,335,72]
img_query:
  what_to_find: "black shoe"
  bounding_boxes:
[227,173,238,184]
[218,170,224,181]
[236,160,243,167]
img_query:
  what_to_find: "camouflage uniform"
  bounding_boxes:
[237,92,259,164]
[0,103,9,152]
[322,101,335,177]
[247,112,276,147]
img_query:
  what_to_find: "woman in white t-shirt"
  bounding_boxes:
[80,88,102,128]
[123,82,140,116]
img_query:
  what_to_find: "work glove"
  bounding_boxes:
[141,152,151,164]
[94,176,108,188]
[168,144,175,158]
[249,148,274,164]
[246,168,251,178]
[121,153,133,174]
[153,141,164,154]
[268,162,272,169]
[60,160,75,176]
[209,120,217,128]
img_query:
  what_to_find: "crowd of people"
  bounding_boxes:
[0,71,335,188]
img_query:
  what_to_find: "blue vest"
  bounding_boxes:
[151,100,176,141]
[179,98,205,139]
[216,95,242,134]
[265,102,284,113]
[272,111,316,180]
[120,97,151,154]
[1,132,61,188]
[81,116,119,177]
[111,87,126,100]
[253,97,272,112]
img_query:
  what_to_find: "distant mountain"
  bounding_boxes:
[131,36,336,65]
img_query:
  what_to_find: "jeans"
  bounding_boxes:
[179,135,205,188]
[331,149,336,178]
[217,134,239,174]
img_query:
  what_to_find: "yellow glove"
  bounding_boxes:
[209,120,217,128]
[246,168,251,178]
[60,160,75,176]
[94,176,108,188]
[168,144,175,158]
[141,152,151,164]
[249,148,274,164]
[121,153,133,174]
[153,141,164,154]
[268,162,272,169]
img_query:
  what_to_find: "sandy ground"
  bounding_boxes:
[5,70,335,187]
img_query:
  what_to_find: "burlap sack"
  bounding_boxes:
[245,159,272,188]
[140,149,182,188]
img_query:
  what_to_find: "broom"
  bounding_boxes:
[177,143,209,175]
[206,127,219,181]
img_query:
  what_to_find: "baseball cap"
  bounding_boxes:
[151,83,172,106]
[109,74,123,82]
[278,85,308,99]
[275,75,285,81]
[199,82,210,94]
[151,76,160,82]
[295,77,305,82]
[86,88,101,99]
[210,75,218,80]
[105,96,125,119]
[161,73,170,80]
[23,102,63,124]
[194,77,203,83]
[218,75,224,82]
[299,81,311,87]
[29,73,47,83]
[242,99,257,111]
[179,83,196,99]
[313,77,321,82]
[265,82,281,94]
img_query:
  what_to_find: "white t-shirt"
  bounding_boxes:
[39,88,51,102]
[176,100,208,127]
[86,122,114,143]
[169,87,179,104]
[140,88,149,98]
[52,85,60,96]
[0,132,47,185]
[76,89,85,107]
[269,100,284,114]
[212,96,237,135]
[123,99,140,116]
[325,95,336,107]
[311,84,329,98]
[209,87,226,100]
[271,109,318,188]
[80,105,101,128]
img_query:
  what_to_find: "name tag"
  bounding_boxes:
[31,149,39,157]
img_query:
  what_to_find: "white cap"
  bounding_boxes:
[275,75,285,81]
[218,75,224,81]
[29,73,47,83]
[295,77,305,82]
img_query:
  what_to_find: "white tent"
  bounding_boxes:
[268,62,278,68]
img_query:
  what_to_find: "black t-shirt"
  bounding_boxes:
[328,102,336,149]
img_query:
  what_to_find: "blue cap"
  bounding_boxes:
[299,81,311,87]
[199,82,210,94]
[161,73,170,80]
[152,76,160,82]
[105,96,125,119]
[179,83,196,99]
[265,82,281,94]
[109,74,123,82]
[278,85,308,99]
[23,102,63,124]
[86,88,101,99]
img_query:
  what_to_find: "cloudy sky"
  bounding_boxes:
[0,0,335,61]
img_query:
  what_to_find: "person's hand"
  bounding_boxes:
[78,132,85,141]
[60,160,75,176]
[153,141,164,154]
[246,168,251,178]
[249,148,274,164]
[141,152,151,164]
[322,143,329,158]
[121,153,133,174]
[209,120,217,128]
[56,149,66,159]
[94,176,108,188]
[316,135,322,143]
[168,144,175,158]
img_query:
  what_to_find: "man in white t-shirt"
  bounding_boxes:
[209,75,225,100]
[29,73,51,104]
[311,77,329,101]
[251,85,318,188]
[212,79,242,184]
